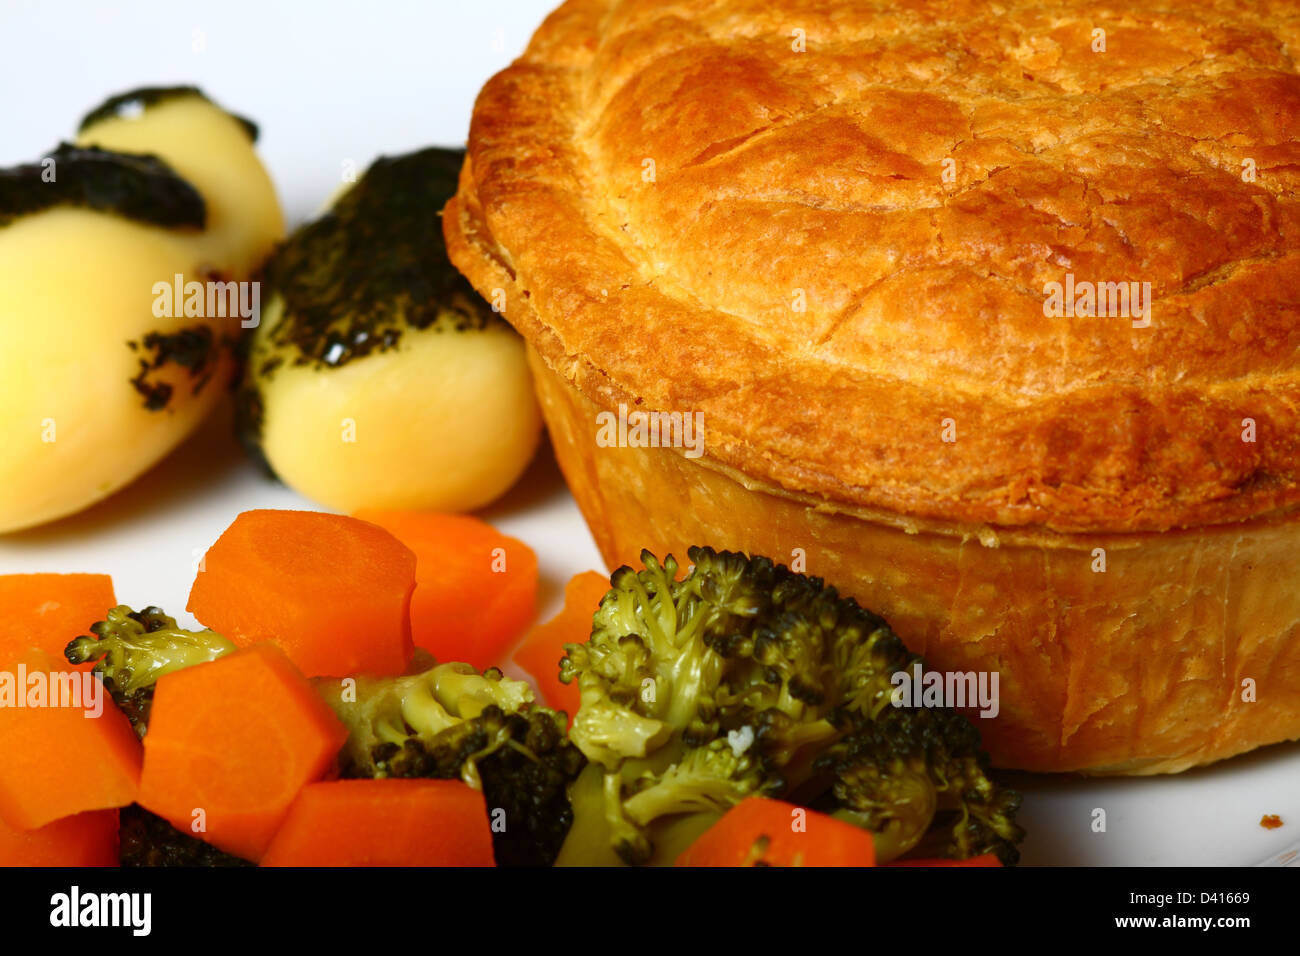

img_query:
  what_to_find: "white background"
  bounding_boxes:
[2,0,1298,867]
[2,0,560,220]
[1,0,578,610]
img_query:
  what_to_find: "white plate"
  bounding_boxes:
[2,0,1297,867]
[4,410,1296,867]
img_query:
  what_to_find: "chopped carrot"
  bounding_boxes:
[187,509,417,677]
[137,643,348,862]
[0,648,141,830]
[512,570,609,719]
[0,574,116,670]
[261,779,495,867]
[353,510,537,671]
[676,797,876,867]
[888,854,1004,866]
[0,809,118,867]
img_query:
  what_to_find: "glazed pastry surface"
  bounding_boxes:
[447,0,1300,534]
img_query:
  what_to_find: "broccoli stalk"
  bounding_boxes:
[557,547,1024,865]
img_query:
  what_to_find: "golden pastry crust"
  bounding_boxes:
[447,0,1300,535]
[529,347,1300,774]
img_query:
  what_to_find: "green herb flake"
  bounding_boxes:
[127,325,218,412]
[259,147,503,371]
[79,85,259,142]
[0,143,205,231]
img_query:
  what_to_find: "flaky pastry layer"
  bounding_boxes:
[447,0,1300,534]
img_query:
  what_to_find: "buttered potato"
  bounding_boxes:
[237,148,541,514]
[75,88,283,279]
[0,88,283,533]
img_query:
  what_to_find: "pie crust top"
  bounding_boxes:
[446,0,1300,534]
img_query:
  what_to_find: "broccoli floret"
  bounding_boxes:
[557,547,1024,865]
[118,804,253,867]
[64,605,236,737]
[318,658,532,774]
[813,705,1023,862]
[318,658,587,867]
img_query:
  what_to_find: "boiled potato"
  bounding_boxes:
[237,148,541,513]
[0,89,283,533]
[74,88,282,278]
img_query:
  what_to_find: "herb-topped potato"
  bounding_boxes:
[236,148,541,514]
[75,87,283,280]
[0,87,283,533]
